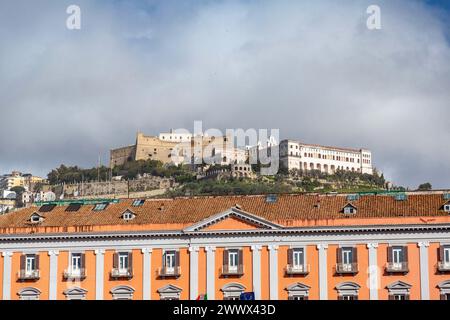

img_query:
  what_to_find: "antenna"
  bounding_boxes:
[98,154,101,182]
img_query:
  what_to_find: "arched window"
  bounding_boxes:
[336,282,360,300]
[110,285,135,300]
[63,286,88,300]
[221,283,245,300]
[286,283,310,300]
[18,287,41,300]
[157,284,182,300]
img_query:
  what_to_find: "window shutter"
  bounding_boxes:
[238,249,243,267]
[287,248,293,265]
[440,294,446,300]
[223,249,229,266]
[403,246,408,262]
[162,251,166,267]
[81,253,86,269]
[439,246,444,262]
[337,295,344,301]
[35,254,40,270]
[175,250,180,267]
[113,253,118,269]
[337,248,342,264]
[387,246,392,263]
[388,295,395,300]
[352,247,358,263]
[20,254,25,270]
[404,294,410,300]
[128,252,133,271]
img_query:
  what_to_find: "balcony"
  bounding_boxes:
[110,268,133,279]
[385,262,409,273]
[17,270,40,280]
[336,263,359,274]
[285,264,310,275]
[221,264,244,276]
[63,268,86,280]
[437,261,450,272]
[157,266,181,278]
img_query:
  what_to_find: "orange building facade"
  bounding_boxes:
[1,192,450,300]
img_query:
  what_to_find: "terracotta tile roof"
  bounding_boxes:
[0,192,449,234]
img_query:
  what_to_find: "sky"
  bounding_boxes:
[0,0,449,188]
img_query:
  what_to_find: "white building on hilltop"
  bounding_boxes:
[249,139,373,175]
[279,140,373,174]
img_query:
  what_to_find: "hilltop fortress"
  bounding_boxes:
[110,130,373,175]
[110,131,247,168]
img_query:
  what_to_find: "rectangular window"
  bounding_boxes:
[229,250,238,271]
[118,253,129,271]
[71,253,82,271]
[445,247,450,263]
[392,247,404,264]
[293,249,304,268]
[25,255,36,274]
[164,251,176,271]
[342,248,353,265]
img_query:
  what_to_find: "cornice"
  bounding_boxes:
[0,223,449,242]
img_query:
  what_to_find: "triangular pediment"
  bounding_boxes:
[286,283,311,292]
[157,284,182,293]
[184,207,283,232]
[64,287,88,295]
[386,280,412,290]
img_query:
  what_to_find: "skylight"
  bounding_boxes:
[394,194,407,201]
[132,199,145,207]
[38,204,56,212]
[93,203,108,211]
[347,194,360,201]
[66,203,82,212]
[266,194,278,203]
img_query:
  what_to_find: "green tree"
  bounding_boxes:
[417,182,432,191]
[10,186,26,208]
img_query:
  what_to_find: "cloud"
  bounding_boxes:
[0,0,449,188]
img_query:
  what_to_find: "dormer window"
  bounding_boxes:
[122,210,136,221]
[342,204,357,215]
[443,201,450,213]
[30,213,43,224]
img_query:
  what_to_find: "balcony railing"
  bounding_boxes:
[285,264,310,275]
[110,268,133,279]
[437,261,450,272]
[221,264,244,276]
[157,266,181,278]
[336,263,359,274]
[63,268,86,280]
[385,262,409,273]
[17,270,40,280]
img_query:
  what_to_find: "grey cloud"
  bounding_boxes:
[0,0,449,188]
